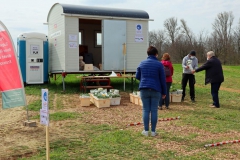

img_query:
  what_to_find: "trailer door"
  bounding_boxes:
[102,20,126,71]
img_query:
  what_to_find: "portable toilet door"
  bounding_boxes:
[18,32,48,84]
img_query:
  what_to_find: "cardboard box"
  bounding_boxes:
[171,94,182,102]
[99,63,102,70]
[138,97,143,106]
[129,94,134,103]
[79,96,91,107]
[89,93,94,104]
[133,95,139,105]
[84,64,94,71]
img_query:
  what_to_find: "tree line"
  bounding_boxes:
[149,11,240,65]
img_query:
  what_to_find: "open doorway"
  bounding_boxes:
[79,19,102,70]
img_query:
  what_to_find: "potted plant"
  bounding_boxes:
[170,86,178,94]
[79,93,91,107]
[109,92,121,105]
[93,91,110,108]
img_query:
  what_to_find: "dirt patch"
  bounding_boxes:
[195,84,240,93]
[0,92,239,159]
[220,86,240,93]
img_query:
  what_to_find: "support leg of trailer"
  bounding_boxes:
[131,76,133,92]
[62,72,66,92]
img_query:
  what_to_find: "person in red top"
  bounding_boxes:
[159,53,174,110]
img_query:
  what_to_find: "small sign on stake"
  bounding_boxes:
[40,109,49,126]
[40,89,50,160]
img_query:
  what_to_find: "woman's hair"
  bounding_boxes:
[162,53,170,61]
[147,46,158,55]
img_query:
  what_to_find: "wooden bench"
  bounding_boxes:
[80,78,113,93]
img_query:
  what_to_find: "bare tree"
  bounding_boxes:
[147,11,240,65]
[180,19,194,46]
[164,17,180,45]
[212,11,234,63]
[195,30,208,62]
[233,18,240,54]
[212,11,234,43]
[148,30,166,54]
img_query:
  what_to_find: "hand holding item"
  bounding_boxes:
[186,65,189,69]
[162,95,166,99]
[192,70,196,74]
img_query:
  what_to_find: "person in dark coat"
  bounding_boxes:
[136,46,167,137]
[192,51,224,108]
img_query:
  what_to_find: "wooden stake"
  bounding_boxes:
[46,126,50,160]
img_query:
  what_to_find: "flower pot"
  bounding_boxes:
[177,89,183,94]
[110,97,121,105]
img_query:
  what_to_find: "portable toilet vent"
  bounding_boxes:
[17,32,48,84]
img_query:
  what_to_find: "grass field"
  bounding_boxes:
[2,64,240,160]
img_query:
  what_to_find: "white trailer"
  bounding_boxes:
[46,3,151,74]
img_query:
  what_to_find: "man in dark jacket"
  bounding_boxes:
[192,51,224,108]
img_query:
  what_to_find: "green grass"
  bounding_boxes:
[16,64,240,160]
[50,112,81,121]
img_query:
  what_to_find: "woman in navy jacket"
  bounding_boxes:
[136,46,167,136]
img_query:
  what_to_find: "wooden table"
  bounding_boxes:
[79,75,136,93]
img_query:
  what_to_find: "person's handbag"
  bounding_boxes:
[164,66,171,77]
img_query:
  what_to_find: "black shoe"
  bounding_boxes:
[166,106,169,109]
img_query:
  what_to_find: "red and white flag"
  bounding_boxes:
[0,21,26,109]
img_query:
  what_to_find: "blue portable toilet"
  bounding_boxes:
[17,32,48,84]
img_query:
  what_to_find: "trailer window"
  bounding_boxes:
[79,30,83,45]
[95,31,102,47]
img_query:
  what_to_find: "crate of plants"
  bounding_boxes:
[129,93,134,103]
[89,89,98,103]
[139,97,143,106]
[109,89,121,106]
[79,93,91,107]
[170,87,182,102]
[132,91,140,105]
[92,88,111,108]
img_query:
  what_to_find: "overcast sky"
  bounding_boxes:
[1,0,240,46]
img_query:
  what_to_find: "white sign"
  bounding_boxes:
[69,34,77,41]
[68,42,78,48]
[135,35,144,42]
[136,24,142,34]
[30,45,39,55]
[41,89,48,110]
[50,30,61,39]
[40,109,49,126]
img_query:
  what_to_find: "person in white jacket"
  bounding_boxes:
[181,50,198,102]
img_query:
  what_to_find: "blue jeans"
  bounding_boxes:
[140,89,161,132]
[159,82,172,107]
[211,82,221,107]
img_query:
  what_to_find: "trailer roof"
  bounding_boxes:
[59,3,149,19]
